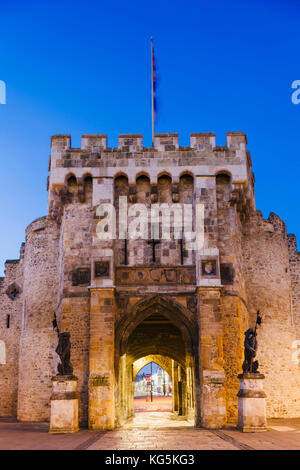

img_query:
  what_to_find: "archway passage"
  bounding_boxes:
[115,296,199,428]
[134,360,173,412]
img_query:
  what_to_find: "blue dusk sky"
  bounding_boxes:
[136,362,170,379]
[136,362,160,379]
[0,0,300,274]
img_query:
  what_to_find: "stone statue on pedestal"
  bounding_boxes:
[55,332,73,376]
[242,310,262,374]
[238,311,266,432]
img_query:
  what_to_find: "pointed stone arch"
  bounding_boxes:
[115,294,198,361]
[115,294,200,427]
[133,354,173,380]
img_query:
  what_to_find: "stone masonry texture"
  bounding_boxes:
[0,131,299,429]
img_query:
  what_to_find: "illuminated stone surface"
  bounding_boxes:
[0,132,299,430]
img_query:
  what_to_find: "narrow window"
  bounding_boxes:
[6,314,10,328]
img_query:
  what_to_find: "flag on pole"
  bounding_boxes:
[152,39,157,120]
[151,37,157,146]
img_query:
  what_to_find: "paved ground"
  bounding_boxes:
[134,396,172,412]
[1,413,300,450]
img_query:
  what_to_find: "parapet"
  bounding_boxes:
[287,234,299,255]
[190,133,215,150]
[25,216,47,238]
[268,212,287,236]
[81,134,107,151]
[50,132,248,153]
[4,260,20,278]
[255,211,287,237]
[153,133,179,151]
[226,132,247,149]
[118,134,143,152]
[51,135,71,152]
[20,242,25,260]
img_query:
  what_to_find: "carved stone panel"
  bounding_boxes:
[95,261,110,278]
[115,292,129,311]
[201,260,217,277]
[187,295,198,313]
[115,266,196,285]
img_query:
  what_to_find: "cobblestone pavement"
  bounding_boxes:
[1,414,300,450]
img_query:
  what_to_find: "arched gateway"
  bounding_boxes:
[115,295,200,426]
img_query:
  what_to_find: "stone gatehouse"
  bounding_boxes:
[0,132,300,429]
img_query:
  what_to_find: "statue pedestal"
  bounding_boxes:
[237,373,267,432]
[49,375,79,433]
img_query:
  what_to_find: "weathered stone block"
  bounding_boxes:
[50,376,79,433]
[237,373,267,432]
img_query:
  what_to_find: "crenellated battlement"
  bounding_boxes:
[50,131,247,154]
[48,130,253,214]
[254,210,286,234]
[288,234,300,256]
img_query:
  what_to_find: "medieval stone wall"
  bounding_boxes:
[215,174,249,424]
[17,217,60,421]
[288,234,300,335]
[0,252,24,416]
[242,211,300,418]
[58,200,94,427]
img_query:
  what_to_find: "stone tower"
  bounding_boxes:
[0,132,300,428]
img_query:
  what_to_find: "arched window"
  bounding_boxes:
[84,175,93,203]
[179,173,194,204]
[157,174,172,203]
[136,175,151,203]
[216,173,231,201]
[67,175,77,194]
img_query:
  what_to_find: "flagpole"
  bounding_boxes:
[151,36,154,147]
